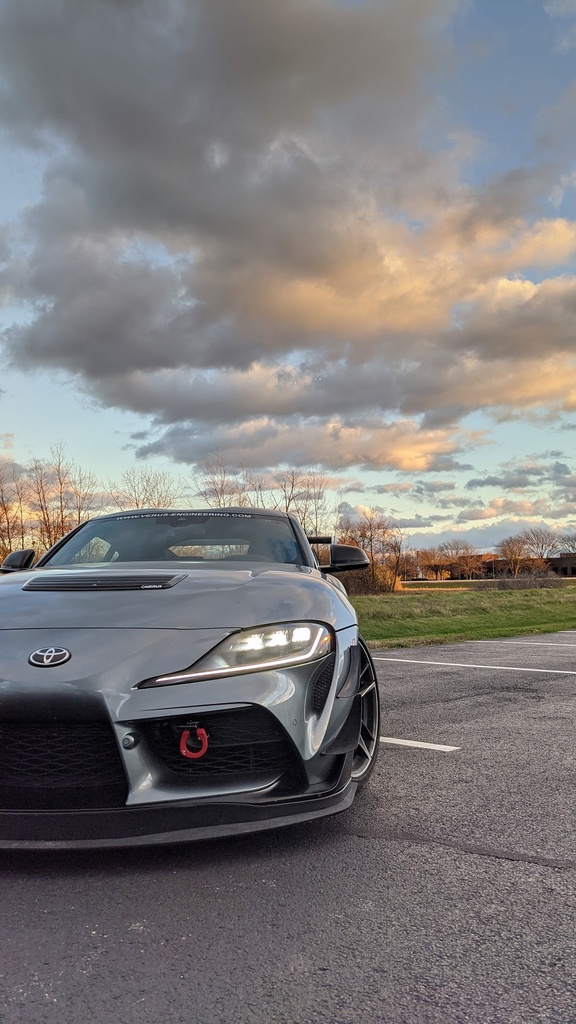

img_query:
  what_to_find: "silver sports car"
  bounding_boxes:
[0,508,380,849]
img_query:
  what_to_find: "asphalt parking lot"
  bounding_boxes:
[1,631,575,1024]
[371,631,576,867]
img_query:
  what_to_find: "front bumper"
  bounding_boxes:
[0,774,357,849]
[0,629,362,849]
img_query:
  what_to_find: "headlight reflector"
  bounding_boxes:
[139,623,333,687]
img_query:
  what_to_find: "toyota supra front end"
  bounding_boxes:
[0,508,380,849]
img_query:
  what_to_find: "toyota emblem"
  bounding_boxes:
[28,647,72,667]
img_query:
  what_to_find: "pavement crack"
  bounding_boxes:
[384,689,542,712]
[343,828,576,870]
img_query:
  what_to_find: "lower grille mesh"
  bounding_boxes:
[0,707,305,810]
[140,706,303,789]
[0,720,128,810]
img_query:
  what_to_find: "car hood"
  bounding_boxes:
[0,564,355,632]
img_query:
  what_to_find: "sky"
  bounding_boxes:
[1,0,576,550]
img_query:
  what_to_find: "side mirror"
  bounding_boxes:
[324,544,370,574]
[0,549,36,573]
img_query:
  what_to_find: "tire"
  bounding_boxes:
[350,636,381,787]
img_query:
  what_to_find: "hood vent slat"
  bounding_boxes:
[22,574,187,592]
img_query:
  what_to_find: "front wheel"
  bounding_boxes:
[350,637,381,787]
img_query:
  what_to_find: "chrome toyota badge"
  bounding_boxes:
[28,647,72,667]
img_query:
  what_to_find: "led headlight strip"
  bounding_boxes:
[139,622,333,687]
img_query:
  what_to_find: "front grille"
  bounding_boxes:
[311,654,336,714]
[0,720,128,810]
[140,706,304,790]
[23,573,186,592]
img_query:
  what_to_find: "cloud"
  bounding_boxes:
[393,515,450,528]
[544,0,576,50]
[465,458,573,491]
[412,479,457,495]
[456,496,552,522]
[335,500,447,531]
[134,416,478,473]
[408,517,572,551]
[371,482,415,495]
[437,495,483,509]
[0,0,575,476]
[550,473,576,501]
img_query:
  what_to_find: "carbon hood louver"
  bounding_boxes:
[22,573,187,592]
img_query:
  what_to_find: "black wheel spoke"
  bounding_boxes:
[351,640,381,783]
[360,720,376,745]
[357,735,371,759]
[358,680,376,699]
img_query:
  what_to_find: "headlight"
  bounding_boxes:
[138,622,334,687]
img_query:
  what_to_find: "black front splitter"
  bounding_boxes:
[0,780,357,849]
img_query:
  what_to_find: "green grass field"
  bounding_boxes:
[351,587,576,647]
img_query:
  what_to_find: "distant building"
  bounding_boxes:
[481,553,576,578]
[549,553,576,577]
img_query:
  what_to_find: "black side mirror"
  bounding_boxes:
[324,544,370,574]
[0,549,36,573]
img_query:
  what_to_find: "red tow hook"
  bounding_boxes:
[179,726,209,760]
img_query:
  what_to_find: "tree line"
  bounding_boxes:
[1,447,574,592]
[0,447,336,561]
[0,446,182,560]
[414,528,576,581]
[333,522,576,591]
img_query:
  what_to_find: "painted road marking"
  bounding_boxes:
[473,640,576,648]
[373,657,576,675]
[380,737,460,752]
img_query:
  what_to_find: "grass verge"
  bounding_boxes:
[351,587,576,648]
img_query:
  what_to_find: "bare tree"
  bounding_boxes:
[25,445,104,551]
[193,457,334,533]
[275,468,308,515]
[51,444,79,539]
[286,470,332,536]
[560,531,576,554]
[337,507,391,589]
[517,527,561,560]
[68,465,101,525]
[384,526,409,588]
[27,457,62,550]
[10,467,30,550]
[439,538,483,579]
[0,463,20,558]
[495,534,531,577]
[243,469,274,509]
[336,509,408,591]
[108,466,182,510]
[191,453,255,508]
[397,546,419,581]
[417,547,448,580]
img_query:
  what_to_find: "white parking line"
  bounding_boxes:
[380,737,460,752]
[373,656,576,675]
[472,640,576,648]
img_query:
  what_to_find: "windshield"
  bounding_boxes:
[42,511,305,567]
